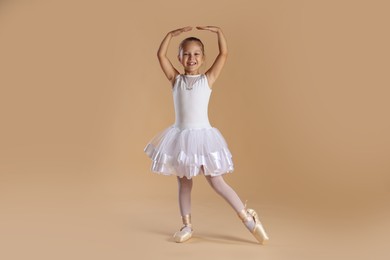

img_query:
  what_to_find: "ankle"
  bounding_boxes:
[237,208,256,231]
[182,214,192,224]
[180,225,192,233]
[237,209,252,223]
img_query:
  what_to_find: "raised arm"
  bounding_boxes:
[196,26,228,87]
[157,26,192,85]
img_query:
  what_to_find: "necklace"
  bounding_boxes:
[183,74,202,90]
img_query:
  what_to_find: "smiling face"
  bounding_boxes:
[178,41,205,75]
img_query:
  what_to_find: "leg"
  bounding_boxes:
[202,168,255,229]
[177,176,192,216]
[202,166,269,244]
[203,171,246,213]
[174,176,193,242]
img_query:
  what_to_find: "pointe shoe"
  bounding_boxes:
[246,208,269,244]
[173,214,193,243]
[238,201,270,245]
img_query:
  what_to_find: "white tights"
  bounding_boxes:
[177,166,255,231]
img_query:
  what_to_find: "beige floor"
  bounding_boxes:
[1,172,389,260]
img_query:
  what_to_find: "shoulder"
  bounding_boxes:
[171,74,181,89]
[204,72,215,88]
[171,74,181,86]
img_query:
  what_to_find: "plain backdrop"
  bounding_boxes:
[0,0,389,259]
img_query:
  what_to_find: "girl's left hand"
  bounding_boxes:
[196,26,220,33]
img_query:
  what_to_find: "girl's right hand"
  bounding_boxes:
[169,26,192,37]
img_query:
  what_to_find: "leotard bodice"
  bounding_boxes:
[172,74,212,129]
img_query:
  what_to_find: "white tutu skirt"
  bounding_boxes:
[144,124,234,179]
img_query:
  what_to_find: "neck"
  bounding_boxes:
[184,71,200,75]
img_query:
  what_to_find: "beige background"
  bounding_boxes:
[1,0,389,259]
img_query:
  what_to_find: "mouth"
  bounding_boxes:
[187,61,197,66]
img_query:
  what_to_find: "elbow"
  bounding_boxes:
[157,53,163,62]
[157,52,166,59]
[219,52,228,58]
[157,49,164,57]
[220,49,228,56]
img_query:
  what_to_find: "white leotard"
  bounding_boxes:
[172,74,212,129]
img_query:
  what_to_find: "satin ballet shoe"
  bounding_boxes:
[173,214,193,243]
[237,201,269,245]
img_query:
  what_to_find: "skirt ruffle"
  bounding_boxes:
[144,124,234,179]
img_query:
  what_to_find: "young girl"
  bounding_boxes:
[144,26,269,244]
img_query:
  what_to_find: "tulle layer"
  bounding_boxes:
[144,124,234,179]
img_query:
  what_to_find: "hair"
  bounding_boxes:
[178,37,205,59]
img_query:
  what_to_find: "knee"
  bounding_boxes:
[208,176,226,194]
[178,176,193,190]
